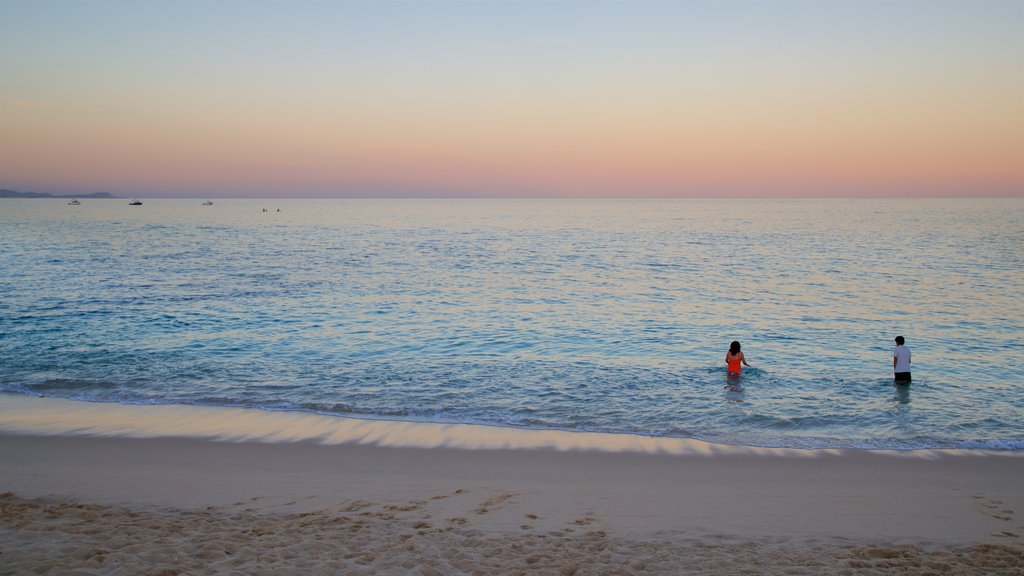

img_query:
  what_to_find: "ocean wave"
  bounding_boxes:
[2,390,1021,452]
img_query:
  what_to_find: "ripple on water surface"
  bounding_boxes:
[1,198,1022,450]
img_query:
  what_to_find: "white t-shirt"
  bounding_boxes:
[893,345,912,373]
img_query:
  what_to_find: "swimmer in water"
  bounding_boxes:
[893,335,911,383]
[726,341,750,375]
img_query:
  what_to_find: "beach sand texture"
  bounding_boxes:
[3,491,1023,576]
[2,429,1024,575]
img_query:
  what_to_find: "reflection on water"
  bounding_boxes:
[724,382,745,404]
[724,370,746,404]
[894,384,911,406]
[0,198,1022,450]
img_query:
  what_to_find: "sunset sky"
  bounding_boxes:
[2,0,1022,198]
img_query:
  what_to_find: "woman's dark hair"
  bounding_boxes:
[729,341,741,355]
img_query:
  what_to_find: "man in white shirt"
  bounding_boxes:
[893,336,912,383]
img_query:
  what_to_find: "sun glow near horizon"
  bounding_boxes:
[2,0,1022,198]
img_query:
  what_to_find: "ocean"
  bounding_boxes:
[1,197,1022,450]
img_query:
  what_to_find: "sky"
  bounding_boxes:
[2,0,1022,198]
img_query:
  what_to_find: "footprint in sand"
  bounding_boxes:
[973,494,1020,538]
[475,492,517,515]
[573,511,600,527]
[341,500,375,512]
[973,494,1014,520]
[520,510,544,528]
[384,501,426,513]
[228,497,264,507]
[431,488,467,501]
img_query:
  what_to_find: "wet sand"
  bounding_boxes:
[1,396,1023,574]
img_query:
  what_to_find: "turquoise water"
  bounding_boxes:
[1,198,1022,449]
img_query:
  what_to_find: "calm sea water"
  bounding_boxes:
[1,198,1022,450]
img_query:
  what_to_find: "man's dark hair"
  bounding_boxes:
[895,336,905,345]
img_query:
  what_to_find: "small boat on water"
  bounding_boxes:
[67,198,80,205]
[129,199,143,206]
[202,200,214,205]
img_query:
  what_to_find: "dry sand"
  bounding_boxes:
[1,397,1023,574]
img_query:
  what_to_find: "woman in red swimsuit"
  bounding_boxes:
[725,341,750,375]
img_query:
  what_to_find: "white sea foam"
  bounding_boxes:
[5,395,1023,459]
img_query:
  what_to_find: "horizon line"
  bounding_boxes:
[7,195,1024,201]
[4,187,1023,201]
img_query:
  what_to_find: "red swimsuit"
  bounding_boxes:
[727,354,742,374]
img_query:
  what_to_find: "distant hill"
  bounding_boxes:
[0,189,119,199]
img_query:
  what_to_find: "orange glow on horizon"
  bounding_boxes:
[1,1,1021,197]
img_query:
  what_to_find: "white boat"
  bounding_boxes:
[202,200,214,205]
[129,199,143,206]
[67,198,80,205]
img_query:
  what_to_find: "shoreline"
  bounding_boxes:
[2,394,1020,456]
[2,395,1023,573]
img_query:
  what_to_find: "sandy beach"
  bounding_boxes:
[2,397,1023,575]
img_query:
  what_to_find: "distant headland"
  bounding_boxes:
[0,189,120,199]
